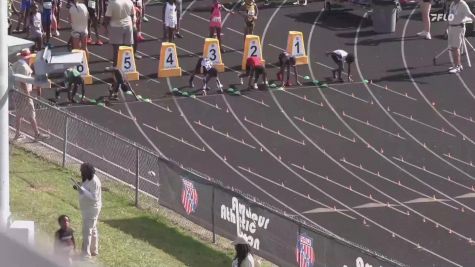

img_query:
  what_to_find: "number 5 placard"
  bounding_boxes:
[158,42,182,78]
[203,38,224,72]
[286,31,308,65]
[72,49,93,84]
[116,46,139,81]
[242,35,265,70]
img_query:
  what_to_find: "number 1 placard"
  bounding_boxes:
[242,35,265,70]
[116,46,139,81]
[286,31,308,65]
[158,42,182,78]
[72,49,93,84]
[203,38,224,72]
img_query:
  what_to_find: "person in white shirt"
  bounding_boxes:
[231,237,255,267]
[326,49,354,82]
[417,0,432,40]
[103,0,135,66]
[73,163,102,258]
[162,0,177,42]
[69,0,90,56]
[447,0,475,73]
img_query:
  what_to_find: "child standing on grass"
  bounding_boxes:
[54,215,76,266]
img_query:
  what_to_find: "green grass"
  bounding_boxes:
[10,147,235,267]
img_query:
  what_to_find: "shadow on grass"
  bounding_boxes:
[103,217,232,267]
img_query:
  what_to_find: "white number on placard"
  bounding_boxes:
[292,36,304,56]
[164,47,177,68]
[122,51,134,73]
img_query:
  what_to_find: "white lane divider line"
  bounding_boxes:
[324,85,370,104]
[281,90,324,107]
[143,123,205,152]
[370,83,417,101]
[341,158,461,211]
[290,163,408,215]
[393,156,474,191]
[392,111,457,138]
[193,120,256,149]
[237,166,356,220]
[244,117,306,145]
[241,95,270,107]
[442,109,475,125]
[443,153,475,169]
[342,111,406,140]
[189,12,209,23]
[293,116,356,143]
[225,27,244,35]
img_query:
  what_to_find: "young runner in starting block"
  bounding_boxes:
[325,49,354,82]
[55,67,85,103]
[105,67,139,101]
[238,56,268,90]
[189,57,224,95]
[277,51,301,87]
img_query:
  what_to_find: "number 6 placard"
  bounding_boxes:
[158,42,182,78]
[116,46,139,81]
[286,31,308,65]
[203,38,224,72]
[242,35,265,70]
[72,49,93,84]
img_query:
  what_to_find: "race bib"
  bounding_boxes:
[202,60,213,71]
[34,20,41,27]
[43,1,52,9]
[248,10,255,16]
[88,1,96,9]
[211,17,221,23]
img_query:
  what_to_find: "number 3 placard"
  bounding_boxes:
[203,38,224,72]
[116,46,139,80]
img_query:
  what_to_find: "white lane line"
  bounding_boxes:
[401,9,475,146]
[290,163,408,215]
[392,156,474,191]
[189,12,209,23]
[442,109,475,125]
[225,27,244,36]
[280,90,324,107]
[193,120,256,149]
[341,158,461,211]
[142,123,205,152]
[293,116,356,143]
[241,95,270,107]
[392,111,456,138]
[342,111,406,140]
[324,85,370,103]
[443,153,475,169]
[244,117,305,145]
[370,83,418,101]
[237,166,356,219]
[268,43,285,51]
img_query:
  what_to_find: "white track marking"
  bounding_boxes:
[392,111,456,138]
[244,117,306,145]
[443,153,475,169]
[293,116,356,143]
[342,111,406,140]
[193,120,256,149]
[442,109,475,125]
[142,123,205,151]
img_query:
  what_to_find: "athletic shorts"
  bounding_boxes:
[16,98,36,120]
[204,67,218,77]
[448,26,465,49]
[87,7,97,18]
[21,0,31,12]
[109,25,134,45]
[71,30,87,39]
[42,9,52,26]
[253,66,264,76]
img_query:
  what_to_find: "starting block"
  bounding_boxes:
[242,35,265,70]
[72,49,93,85]
[203,38,224,72]
[158,42,182,77]
[116,46,139,81]
[286,31,308,65]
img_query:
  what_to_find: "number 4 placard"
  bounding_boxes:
[72,49,93,84]
[158,42,182,77]
[242,35,265,70]
[116,46,139,81]
[203,38,224,72]
[286,31,308,65]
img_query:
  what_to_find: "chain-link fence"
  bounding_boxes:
[8,89,406,267]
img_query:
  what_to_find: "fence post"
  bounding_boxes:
[211,186,216,244]
[135,147,140,208]
[62,116,69,167]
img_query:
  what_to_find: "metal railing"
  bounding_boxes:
[8,89,406,267]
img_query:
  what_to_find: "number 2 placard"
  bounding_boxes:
[242,35,265,70]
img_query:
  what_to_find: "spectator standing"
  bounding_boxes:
[54,215,76,266]
[86,0,104,45]
[231,237,255,267]
[40,0,54,44]
[417,0,432,40]
[69,0,90,56]
[447,0,475,73]
[163,0,178,42]
[239,0,258,38]
[209,0,233,53]
[11,49,50,142]
[8,0,19,35]
[132,0,144,41]
[103,0,135,66]
[16,0,32,33]
[27,4,43,52]
[175,0,183,38]
[73,163,102,258]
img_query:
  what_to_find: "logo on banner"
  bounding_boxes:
[296,234,316,267]
[181,178,198,215]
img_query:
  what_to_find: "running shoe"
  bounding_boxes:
[302,0,307,5]
[137,33,145,42]
[143,16,149,22]
[449,65,463,71]
[449,66,462,74]
[175,32,184,38]
[87,37,93,45]
[95,40,104,46]
[416,31,431,39]
[293,0,300,4]
[135,54,143,59]
[34,133,50,141]
[53,30,60,37]
[238,73,244,85]
[253,83,258,90]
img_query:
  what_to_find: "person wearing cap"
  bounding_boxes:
[325,49,354,82]
[11,49,50,142]
[231,237,255,267]
[447,0,475,74]
[238,56,268,90]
